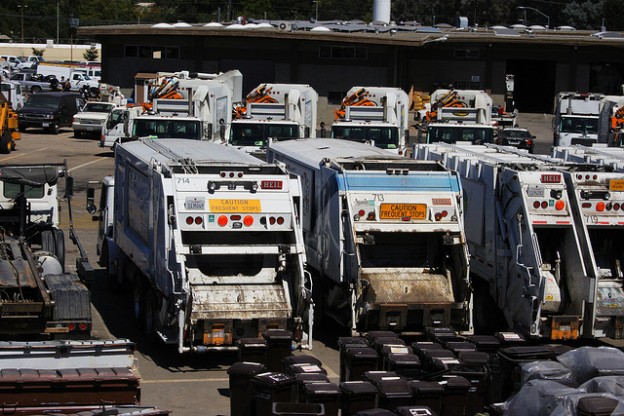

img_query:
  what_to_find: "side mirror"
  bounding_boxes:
[86,187,97,215]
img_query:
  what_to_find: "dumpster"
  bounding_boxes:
[408,380,444,415]
[340,381,378,416]
[251,372,295,416]
[272,402,325,416]
[440,375,471,416]
[301,382,341,416]
[237,337,268,364]
[228,361,267,416]
[263,329,294,372]
[343,348,379,382]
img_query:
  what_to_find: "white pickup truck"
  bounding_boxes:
[72,101,117,138]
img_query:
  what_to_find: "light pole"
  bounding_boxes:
[516,6,550,29]
[313,1,319,22]
[56,1,59,44]
[17,3,28,43]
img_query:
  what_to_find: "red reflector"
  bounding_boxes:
[79,323,88,331]
[230,215,242,221]
[533,201,540,209]
[358,209,365,217]
[276,217,284,225]
[555,200,565,211]
[402,216,411,221]
[582,202,592,208]
[220,171,226,177]
[269,217,276,225]
[615,203,621,210]
[218,215,228,227]
[238,172,244,178]
[261,180,283,190]
[596,202,605,212]
[541,201,548,209]
[244,215,254,227]
[229,172,235,178]
[68,323,76,331]
[441,210,448,217]
[541,174,561,183]
[195,216,202,225]
[186,217,194,225]
[593,175,598,180]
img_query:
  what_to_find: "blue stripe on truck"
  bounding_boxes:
[339,172,461,192]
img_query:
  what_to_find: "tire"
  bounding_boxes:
[31,86,42,94]
[74,130,81,138]
[41,230,56,255]
[41,229,65,271]
[0,130,12,154]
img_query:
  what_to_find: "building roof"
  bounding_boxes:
[78,22,624,48]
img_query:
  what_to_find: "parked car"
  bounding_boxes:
[72,101,116,138]
[497,127,535,153]
[17,92,85,134]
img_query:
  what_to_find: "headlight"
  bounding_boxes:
[45,114,55,119]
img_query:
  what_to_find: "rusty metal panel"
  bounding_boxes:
[190,283,292,320]
[362,268,455,304]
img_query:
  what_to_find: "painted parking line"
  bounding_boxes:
[0,147,49,162]
[69,158,107,174]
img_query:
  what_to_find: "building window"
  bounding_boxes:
[124,45,180,59]
[319,46,367,61]
[453,49,480,59]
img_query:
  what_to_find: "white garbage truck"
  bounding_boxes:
[419,89,496,147]
[331,87,410,155]
[267,138,472,335]
[416,143,591,340]
[230,83,318,157]
[89,138,312,353]
[553,92,604,146]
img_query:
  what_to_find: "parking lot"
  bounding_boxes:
[7,114,555,415]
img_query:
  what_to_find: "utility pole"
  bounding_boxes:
[56,1,59,44]
[18,3,28,43]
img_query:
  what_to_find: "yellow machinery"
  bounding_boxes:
[0,91,18,154]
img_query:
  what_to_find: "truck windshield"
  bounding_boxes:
[331,126,399,149]
[427,126,494,144]
[133,119,201,140]
[230,123,299,147]
[83,103,114,113]
[24,94,60,108]
[560,117,599,135]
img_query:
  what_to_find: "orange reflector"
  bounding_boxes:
[596,202,605,212]
[244,215,254,227]
[555,200,565,211]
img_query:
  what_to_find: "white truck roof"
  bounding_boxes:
[121,138,268,167]
[268,138,408,168]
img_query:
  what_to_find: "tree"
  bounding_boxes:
[83,44,99,61]
[32,48,45,58]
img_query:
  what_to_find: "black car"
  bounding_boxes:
[17,92,85,134]
[497,127,535,153]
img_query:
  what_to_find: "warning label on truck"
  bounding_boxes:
[209,199,262,213]
[379,203,427,220]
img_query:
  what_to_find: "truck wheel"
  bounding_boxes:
[0,130,12,154]
[41,229,65,272]
[31,86,42,94]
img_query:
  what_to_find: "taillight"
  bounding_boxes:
[79,322,89,331]
[555,200,565,211]
[195,216,202,225]
[244,215,253,227]
[218,215,228,227]
[596,202,605,212]
[68,323,76,331]
[186,216,194,225]
[533,201,540,209]
[541,201,548,209]
[276,217,284,225]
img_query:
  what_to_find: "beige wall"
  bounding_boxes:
[0,42,101,62]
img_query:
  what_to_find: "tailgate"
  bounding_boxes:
[361,268,455,304]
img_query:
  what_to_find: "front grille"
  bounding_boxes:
[571,138,595,146]
[21,114,47,121]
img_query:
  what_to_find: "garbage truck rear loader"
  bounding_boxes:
[267,138,472,335]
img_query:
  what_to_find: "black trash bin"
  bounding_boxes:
[344,347,379,382]
[468,334,502,403]
[365,331,399,344]
[440,375,471,416]
[264,329,294,372]
[577,396,620,416]
[385,353,423,380]
[301,382,341,416]
[408,380,443,415]
[371,337,406,370]
[396,405,438,416]
[228,361,267,416]
[284,354,323,372]
[497,345,552,399]
[238,337,269,364]
[421,349,459,374]
[375,377,413,411]
[355,409,397,416]
[411,341,445,363]
[288,363,328,377]
[339,337,370,382]
[340,380,378,416]
[294,373,331,402]
[451,351,490,415]
[363,370,399,385]
[252,371,296,416]
[272,402,325,416]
